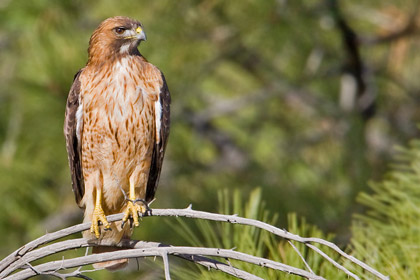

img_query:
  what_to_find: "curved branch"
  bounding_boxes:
[1,238,261,280]
[6,246,324,280]
[0,207,388,280]
[148,207,387,280]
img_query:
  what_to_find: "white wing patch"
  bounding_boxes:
[155,96,162,143]
[75,102,83,141]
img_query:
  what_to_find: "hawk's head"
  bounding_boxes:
[88,16,146,63]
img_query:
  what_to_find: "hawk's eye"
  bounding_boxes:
[114,27,125,35]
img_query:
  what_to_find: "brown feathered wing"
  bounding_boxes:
[64,70,85,207]
[145,73,171,203]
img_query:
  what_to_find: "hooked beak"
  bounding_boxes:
[135,26,146,41]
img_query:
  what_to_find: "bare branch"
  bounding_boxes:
[147,208,387,280]
[175,252,263,280]
[0,214,115,273]
[161,251,171,280]
[2,238,262,280]
[6,246,324,280]
[0,207,388,280]
[306,244,360,280]
[288,240,314,274]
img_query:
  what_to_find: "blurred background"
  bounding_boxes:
[1,0,420,278]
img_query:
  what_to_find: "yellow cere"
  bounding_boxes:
[136,27,142,34]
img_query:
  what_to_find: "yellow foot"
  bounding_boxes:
[90,207,110,238]
[122,199,149,228]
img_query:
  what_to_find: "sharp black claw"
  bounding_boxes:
[133,199,151,215]
[122,216,134,229]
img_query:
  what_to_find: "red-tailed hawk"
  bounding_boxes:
[64,16,170,269]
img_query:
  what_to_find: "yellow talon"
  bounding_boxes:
[122,182,148,227]
[90,188,110,238]
[122,201,143,227]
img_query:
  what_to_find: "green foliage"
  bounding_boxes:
[351,140,420,279]
[170,188,352,279]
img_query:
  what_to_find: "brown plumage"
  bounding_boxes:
[64,16,170,270]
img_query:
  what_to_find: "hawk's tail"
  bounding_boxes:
[92,246,129,270]
[83,219,133,271]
